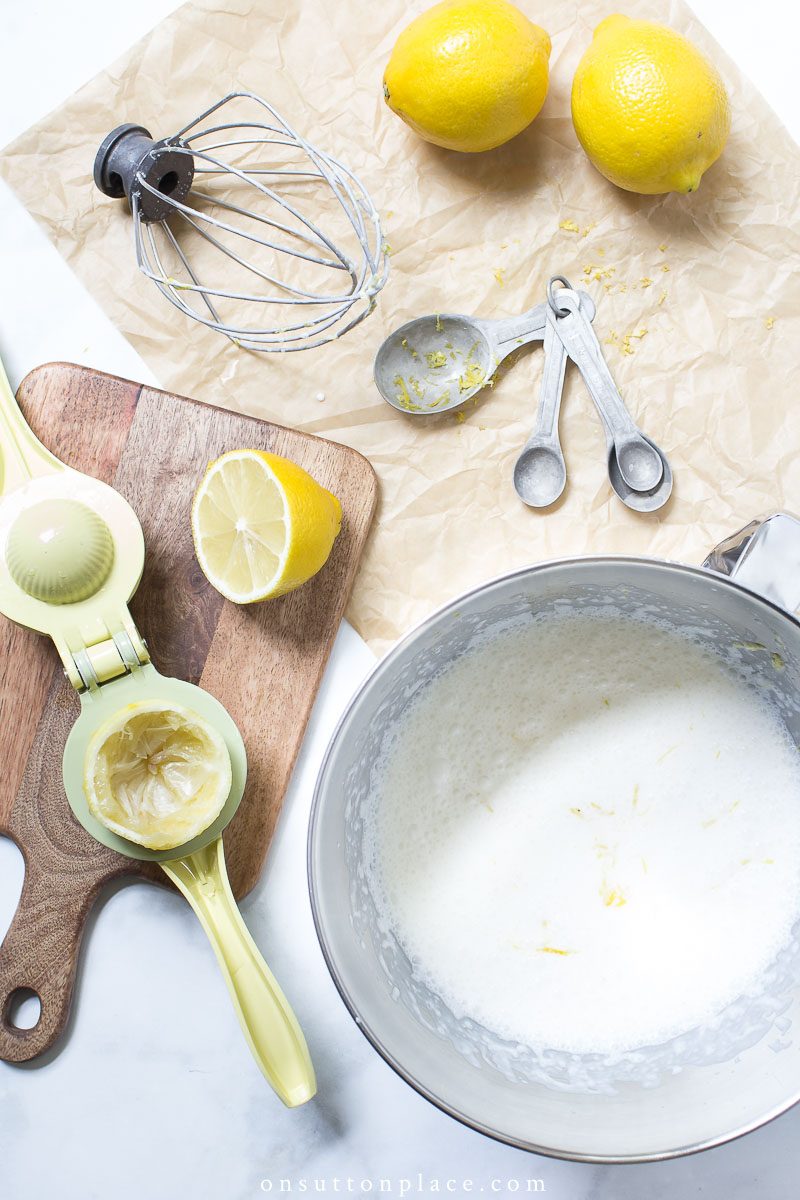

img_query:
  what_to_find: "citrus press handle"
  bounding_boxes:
[0,354,62,496]
[160,836,316,1106]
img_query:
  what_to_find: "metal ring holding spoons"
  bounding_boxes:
[546,275,572,318]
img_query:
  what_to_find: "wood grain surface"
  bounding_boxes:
[0,363,377,1063]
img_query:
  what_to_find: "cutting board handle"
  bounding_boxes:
[0,829,123,1063]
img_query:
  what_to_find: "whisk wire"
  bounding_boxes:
[185,190,346,267]
[116,90,388,353]
[136,197,376,350]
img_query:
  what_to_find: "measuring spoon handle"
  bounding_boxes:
[491,288,598,355]
[0,354,63,496]
[552,302,638,439]
[162,836,316,1106]
[529,309,567,443]
[491,303,547,351]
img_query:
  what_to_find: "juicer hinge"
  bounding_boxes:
[69,629,150,693]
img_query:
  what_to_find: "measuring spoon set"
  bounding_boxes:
[374,275,672,512]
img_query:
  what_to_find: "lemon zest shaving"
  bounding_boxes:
[601,884,626,908]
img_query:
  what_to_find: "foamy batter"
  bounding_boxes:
[368,614,800,1055]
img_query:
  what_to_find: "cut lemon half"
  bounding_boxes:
[83,701,232,851]
[191,449,342,604]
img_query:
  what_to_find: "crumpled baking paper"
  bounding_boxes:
[2,0,799,654]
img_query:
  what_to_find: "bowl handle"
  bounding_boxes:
[703,512,800,615]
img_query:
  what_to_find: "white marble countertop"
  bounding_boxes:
[1,3,799,1197]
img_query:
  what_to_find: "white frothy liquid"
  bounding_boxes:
[368,614,800,1056]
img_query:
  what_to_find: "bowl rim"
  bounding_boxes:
[307,552,800,1163]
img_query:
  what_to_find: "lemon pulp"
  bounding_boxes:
[84,701,232,851]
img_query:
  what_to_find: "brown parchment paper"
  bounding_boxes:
[2,0,799,653]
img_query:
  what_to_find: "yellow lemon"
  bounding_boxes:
[191,449,342,604]
[571,15,730,194]
[84,701,232,851]
[383,0,551,153]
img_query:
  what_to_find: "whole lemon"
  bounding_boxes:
[383,0,551,153]
[571,14,730,194]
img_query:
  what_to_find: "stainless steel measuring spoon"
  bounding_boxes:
[513,293,595,508]
[549,282,672,512]
[374,292,594,416]
[591,390,673,512]
[548,278,665,493]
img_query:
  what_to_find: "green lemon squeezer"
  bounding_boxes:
[0,357,315,1106]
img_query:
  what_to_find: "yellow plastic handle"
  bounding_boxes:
[161,836,316,1106]
[0,355,63,496]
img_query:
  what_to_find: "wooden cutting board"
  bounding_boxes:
[0,363,377,1064]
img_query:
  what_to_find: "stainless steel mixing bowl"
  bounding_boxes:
[308,513,800,1162]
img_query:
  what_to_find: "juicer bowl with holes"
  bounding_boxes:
[309,513,800,1162]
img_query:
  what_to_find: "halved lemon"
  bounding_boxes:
[191,449,342,604]
[84,701,232,851]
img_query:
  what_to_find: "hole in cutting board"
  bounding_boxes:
[5,987,41,1030]
[0,839,38,1031]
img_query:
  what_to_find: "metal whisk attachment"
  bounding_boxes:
[94,91,388,353]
